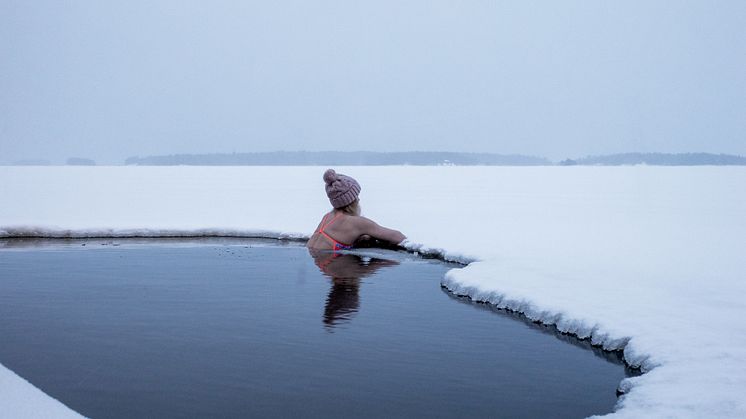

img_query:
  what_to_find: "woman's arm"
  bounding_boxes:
[356,217,406,245]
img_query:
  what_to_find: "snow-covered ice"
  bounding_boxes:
[1,166,745,418]
[0,364,81,418]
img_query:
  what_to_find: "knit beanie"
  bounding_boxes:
[323,169,361,208]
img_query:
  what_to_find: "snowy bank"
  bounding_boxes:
[1,166,745,418]
[0,364,82,418]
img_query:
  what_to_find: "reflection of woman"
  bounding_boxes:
[308,248,399,330]
[323,279,360,330]
[306,169,406,251]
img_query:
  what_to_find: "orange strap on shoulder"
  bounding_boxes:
[317,212,342,234]
[316,212,352,248]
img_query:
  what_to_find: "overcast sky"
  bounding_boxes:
[1,1,744,163]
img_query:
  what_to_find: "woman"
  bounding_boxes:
[306,169,406,251]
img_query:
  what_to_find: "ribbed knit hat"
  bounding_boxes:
[323,169,361,208]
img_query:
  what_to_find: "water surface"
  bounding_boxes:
[0,238,631,418]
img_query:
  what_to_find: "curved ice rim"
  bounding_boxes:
[0,227,646,417]
[0,227,308,241]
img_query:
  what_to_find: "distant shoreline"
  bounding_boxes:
[4,152,746,166]
[123,151,746,166]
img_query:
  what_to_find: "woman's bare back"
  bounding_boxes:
[307,210,406,250]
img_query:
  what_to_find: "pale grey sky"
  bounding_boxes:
[1,0,744,163]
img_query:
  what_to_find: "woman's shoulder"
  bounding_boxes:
[344,215,379,232]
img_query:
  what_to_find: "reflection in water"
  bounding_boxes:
[308,249,399,330]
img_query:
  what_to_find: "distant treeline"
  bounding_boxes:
[7,157,96,166]
[559,153,746,166]
[9,151,744,166]
[124,151,550,166]
[124,151,746,166]
[66,157,96,166]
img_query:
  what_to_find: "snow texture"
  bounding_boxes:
[1,166,745,418]
[0,364,82,418]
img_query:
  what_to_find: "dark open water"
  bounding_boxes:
[0,238,632,418]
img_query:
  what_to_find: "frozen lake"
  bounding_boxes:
[0,239,631,418]
[2,165,744,418]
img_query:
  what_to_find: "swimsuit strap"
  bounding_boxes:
[316,211,352,249]
[317,211,343,234]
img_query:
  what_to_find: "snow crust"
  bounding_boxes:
[0,364,82,418]
[1,166,745,418]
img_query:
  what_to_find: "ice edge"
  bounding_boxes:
[0,226,308,241]
[439,272,654,417]
[399,238,652,417]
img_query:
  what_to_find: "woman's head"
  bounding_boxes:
[323,169,361,210]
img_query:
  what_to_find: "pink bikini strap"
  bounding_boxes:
[318,212,343,233]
